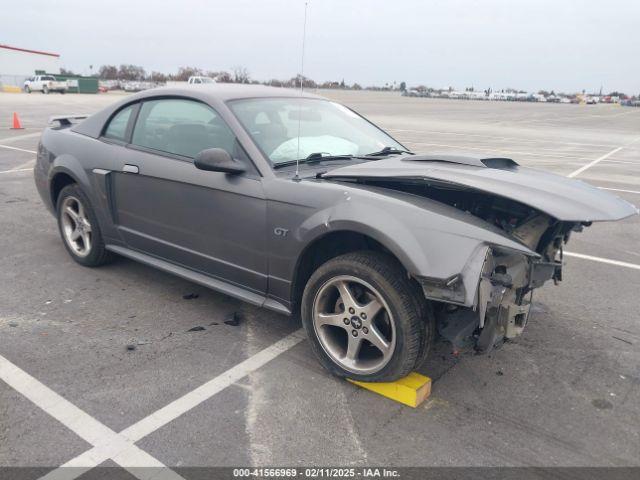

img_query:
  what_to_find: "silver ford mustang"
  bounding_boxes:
[34,85,637,381]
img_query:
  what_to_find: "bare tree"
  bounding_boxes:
[232,66,250,84]
[172,66,203,81]
[117,64,146,81]
[150,71,167,83]
[214,71,233,83]
[98,65,118,80]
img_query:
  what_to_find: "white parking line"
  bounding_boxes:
[0,144,37,154]
[37,329,305,480]
[564,252,640,271]
[566,146,623,178]
[598,187,640,195]
[567,136,640,178]
[0,167,33,175]
[0,132,42,143]
[0,354,185,480]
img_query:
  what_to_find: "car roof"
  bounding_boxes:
[131,84,323,102]
[72,84,326,139]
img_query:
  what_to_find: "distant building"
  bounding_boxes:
[0,44,61,88]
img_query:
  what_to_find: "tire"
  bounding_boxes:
[301,251,434,382]
[25,86,31,93]
[56,184,113,267]
[43,86,49,94]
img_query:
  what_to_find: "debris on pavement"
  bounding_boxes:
[187,326,206,332]
[496,369,504,376]
[592,399,613,409]
[126,344,136,351]
[612,336,632,345]
[182,293,200,300]
[8,321,18,327]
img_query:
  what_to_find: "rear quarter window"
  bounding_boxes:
[103,105,135,141]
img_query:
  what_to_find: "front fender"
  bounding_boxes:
[292,184,538,307]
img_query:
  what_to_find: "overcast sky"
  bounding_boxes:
[3,0,638,93]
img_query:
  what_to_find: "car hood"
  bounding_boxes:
[320,154,638,222]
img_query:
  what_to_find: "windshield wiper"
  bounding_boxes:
[365,146,413,157]
[273,153,354,169]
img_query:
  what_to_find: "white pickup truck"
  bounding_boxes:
[24,75,68,94]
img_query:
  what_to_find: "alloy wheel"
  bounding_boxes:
[312,275,396,375]
[60,196,92,257]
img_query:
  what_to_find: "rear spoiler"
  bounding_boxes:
[48,115,88,127]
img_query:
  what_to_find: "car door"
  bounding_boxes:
[110,97,268,294]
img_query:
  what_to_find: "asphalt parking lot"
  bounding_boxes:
[1,90,639,475]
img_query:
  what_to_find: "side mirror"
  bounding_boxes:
[194,148,246,174]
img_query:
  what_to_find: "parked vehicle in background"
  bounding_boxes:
[24,75,68,94]
[98,80,121,91]
[621,99,640,107]
[122,81,156,92]
[187,76,217,85]
[402,89,421,97]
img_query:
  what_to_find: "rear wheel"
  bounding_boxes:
[56,184,113,267]
[301,251,433,382]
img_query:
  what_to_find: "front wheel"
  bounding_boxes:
[43,85,49,94]
[301,251,433,382]
[56,184,113,267]
[25,86,31,93]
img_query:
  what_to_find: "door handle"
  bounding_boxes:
[122,164,139,174]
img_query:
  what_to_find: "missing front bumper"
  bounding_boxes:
[433,246,555,352]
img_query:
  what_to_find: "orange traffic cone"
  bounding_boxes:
[11,112,24,130]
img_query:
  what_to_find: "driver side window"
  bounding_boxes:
[131,99,238,159]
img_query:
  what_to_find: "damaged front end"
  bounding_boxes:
[321,153,638,352]
[423,215,577,352]
[413,204,583,352]
[419,247,534,352]
[359,178,583,352]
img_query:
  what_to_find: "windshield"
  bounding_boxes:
[228,98,405,165]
